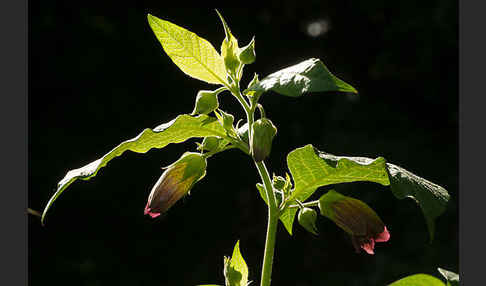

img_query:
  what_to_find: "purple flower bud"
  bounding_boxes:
[144,152,207,218]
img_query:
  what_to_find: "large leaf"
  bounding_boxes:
[246,58,357,97]
[42,114,227,224]
[224,241,248,286]
[281,145,449,240]
[147,14,227,85]
[388,274,446,286]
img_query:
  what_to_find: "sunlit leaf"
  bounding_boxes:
[42,114,227,224]
[281,145,449,240]
[246,58,357,97]
[388,274,446,286]
[147,14,227,85]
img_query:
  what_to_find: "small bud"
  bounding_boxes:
[238,37,256,64]
[298,207,318,235]
[197,136,222,152]
[318,190,390,254]
[192,90,219,115]
[250,118,277,162]
[215,109,236,136]
[144,152,207,218]
[272,175,286,190]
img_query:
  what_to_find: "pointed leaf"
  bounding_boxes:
[147,14,227,85]
[388,274,446,286]
[281,144,449,240]
[224,241,248,286]
[42,114,227,224]
[437,268,459,286]
[246,58,357,97]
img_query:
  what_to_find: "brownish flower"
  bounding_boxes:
[319,190,390,254]
[144,152,207,218]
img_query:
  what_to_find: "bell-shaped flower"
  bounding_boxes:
[144,152,207,218]
[318,190,390,254]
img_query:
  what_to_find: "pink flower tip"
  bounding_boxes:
[375,226,390,242]
[144,203,161,218]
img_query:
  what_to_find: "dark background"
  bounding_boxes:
[29,2,458,286]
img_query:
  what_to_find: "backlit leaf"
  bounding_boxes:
[147,14,227,85]
[42,114,227,224]
[281,145,449,240]
[246,58,357,97]
[388,274,446,286]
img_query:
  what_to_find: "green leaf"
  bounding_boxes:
[215,10,240,75]
[386,163,450,241]
[42,114,227,224]
[246,58,357,97]
[224,241,248,286]
[388,274,446,286]
[281,145,449,239]
[438,268,459,286]
[147,14,227,85]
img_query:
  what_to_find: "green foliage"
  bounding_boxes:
[224,241,249,286]
[246,58,357,97]
[147,14,227,85]
[281,144,389,234]
[41,114,227,224]
[216,10,241,77]
[386,163,450,241]
[388,274,446,286]
[43,10,453,286]
[279,145,449,241]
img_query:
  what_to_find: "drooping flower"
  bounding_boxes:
[144,152,207,218]
[318,190,390,254]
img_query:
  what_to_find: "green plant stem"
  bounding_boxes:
[231,81,278,286]
[288,200,319,209]
[255,161,279,286]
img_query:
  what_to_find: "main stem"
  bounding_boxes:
[256,161,279,286]
[231,85,279,286]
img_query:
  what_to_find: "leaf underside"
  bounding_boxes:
[42,114,227,224]
[281,145,449,241]
[388,274,446,286]
[246,58,357,97]
[147,14,227,85]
